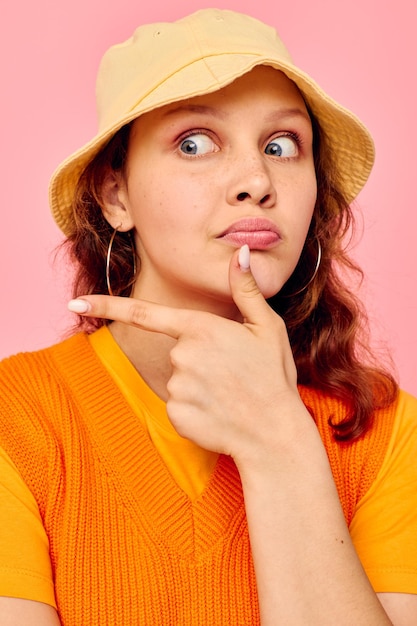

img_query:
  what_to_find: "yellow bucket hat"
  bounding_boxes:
[49,8,375,236]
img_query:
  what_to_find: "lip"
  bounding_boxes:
[217,218,281,250]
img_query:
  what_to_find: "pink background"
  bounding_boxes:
[1,0,416,395]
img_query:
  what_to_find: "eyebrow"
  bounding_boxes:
[163,104,310,124]
[163,104,227,119]
[265,107,311,124]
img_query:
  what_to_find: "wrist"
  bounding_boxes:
[232,395,326,482]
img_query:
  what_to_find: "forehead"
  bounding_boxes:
[134,65,309,131]
[200,65,305,104]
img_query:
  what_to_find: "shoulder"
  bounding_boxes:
[298,386,414,523]
[0,333,92,450]
[391,388,417,427]
[0,332,90,374]
[299,385,414,442]
[376,389,417,480]
[0,333,91,403]
[0,333,101,502]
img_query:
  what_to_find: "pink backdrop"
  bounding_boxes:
[1,0,416,395]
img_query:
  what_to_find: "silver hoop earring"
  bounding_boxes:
[282,238,322,298]
[106,224,137,296]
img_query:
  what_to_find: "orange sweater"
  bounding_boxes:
[0,333,397,625]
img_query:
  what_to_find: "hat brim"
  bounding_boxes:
[49,54,374,236]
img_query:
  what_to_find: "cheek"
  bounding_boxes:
[130,186,203,262]
[127,175,175,230]
[293,173,317,236]
[285,183,316,269]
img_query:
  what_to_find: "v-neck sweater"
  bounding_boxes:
[0,332,401,625]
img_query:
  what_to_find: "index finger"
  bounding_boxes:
[68,295,189,339]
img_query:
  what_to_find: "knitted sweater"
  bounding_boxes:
[0,333,397,625]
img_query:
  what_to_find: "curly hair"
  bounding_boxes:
[63,112,398,442]
[65,123,136,311]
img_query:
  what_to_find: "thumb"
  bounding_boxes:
[229,245,273,326]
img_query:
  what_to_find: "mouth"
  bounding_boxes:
[217,218,281,250]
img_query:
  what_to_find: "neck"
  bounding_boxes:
[109,321,175,401]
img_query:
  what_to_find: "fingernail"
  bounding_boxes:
[68,299,91,314]
[238,244,250,271]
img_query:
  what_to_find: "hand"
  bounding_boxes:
[68,246,309,463]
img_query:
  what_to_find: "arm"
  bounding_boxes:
[235,398,393,625]
[378,594,417,626]
[0,598,61,626]
[0,448,58,623]
[350,391,417,626]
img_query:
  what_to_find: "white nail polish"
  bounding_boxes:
[238,244,250,271]
[68,299,90,314]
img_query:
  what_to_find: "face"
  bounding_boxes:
[107,66,317,316]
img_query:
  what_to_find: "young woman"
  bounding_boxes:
[0,8,416,625]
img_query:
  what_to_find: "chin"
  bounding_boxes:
[259,285,283,300]
[250,267,286,300]
[250,252,295,300]
[251,278,284,300]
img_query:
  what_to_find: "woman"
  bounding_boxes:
[0,8,416,625]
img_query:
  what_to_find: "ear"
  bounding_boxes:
[100,169,135,232]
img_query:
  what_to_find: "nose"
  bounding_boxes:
[226,155,277,208]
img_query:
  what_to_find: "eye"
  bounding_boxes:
[265,135,298,158]
[179,133,218,156]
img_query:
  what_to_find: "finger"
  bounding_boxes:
[68,294,189,339]
[229,245,274,326]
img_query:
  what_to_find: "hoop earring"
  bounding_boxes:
[106,224,137,296]
[282,238,322,298]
